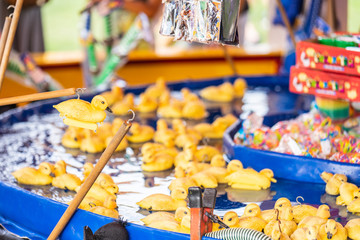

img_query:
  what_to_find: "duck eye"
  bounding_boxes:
[249,210,252,213]
[184,211,187,214]
[279,204,282,207]
[334,226,336,229]
[308,231,311,234]
[228,218,232,221]
[101,101,105,104]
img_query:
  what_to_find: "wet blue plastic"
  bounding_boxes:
[223,113,360,185]
[0,75,314,239]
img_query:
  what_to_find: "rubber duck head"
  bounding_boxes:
[83,162,94,179]
[243,203,261,217]
[227,160,243,173]
[184,163,199,177]
[324,219,338,239]
[321,172,333,183]
[279,207,294,221]
[233,78,247,97]
[223,211,239,227]
[156,119,169,131]
[306,226,318,240]
[274,198,291,210]
[174,166,186,178]
[260,169,277,183]
[317,204,330,219]
[175,206,190,222]
[103,195,117,209]
[210,154,226,168]
[54,160,67,176]
[91,95,111,112]
[170,187,188,200]
[38,162,54,175]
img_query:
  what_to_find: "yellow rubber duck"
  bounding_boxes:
[237,204,267,232]
[194,145,221,163]
[144,78,168,101]
[77,196,103,211]
[182,100,207,120]
[261,198,292,223]
[202,167,228,184]
[135,93,158,113]
[153,119,176,148]
[190,171,218,188]
[318,219,347,240]
[89,206,119,218]
[61,126,84,149]
[233,78,247,98]
[76,182,116,203]
[53,95,112,131]
[157,91,183,119]
[298,204,330,231]
[141,142,178,159]
[227,160,244,174]
[222,211,240,227]
[345,218,360,240]
[199,82,235,102]
[181,88,200,102]
[83,163,119,194]
[52,161,82,191]
[12,162,54,186]
[141,206,190,225]
[225,168,275,190]
[270,222,291,240]
[141,152,174,172]
[336,182,359,206]
[136,187,187,211]
[127,122,154,143]
[291,226,318,240]
[194,117,231,139]
[264,207,297,237]
[321,172,347,196]
[101,86,123,106]
[112,93,135,116]
[174,146,197,168]
[210,154,227,168]
[347,198,360,214]
[80,129,105,153]
[292,200,318,224]
[168,177,197,192]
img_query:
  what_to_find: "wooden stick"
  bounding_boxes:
[0,88,77,106]
[0,17,11,61]
[47,120,132,240]
[0,0,24,90]
[327,0,335,31]
[222,45,237,75]
[276,0,296,47]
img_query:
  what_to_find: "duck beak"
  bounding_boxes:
[327,232,332,239]
[106,107,113,113]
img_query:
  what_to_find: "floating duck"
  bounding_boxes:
[153,119,176,147]
[174,206,190,222]
[225,168,275,190]
[135,93,158,113]
[227,160,244,174]
[77,196,103,211]
[61,126,84,149]
[83,163,119,194]
[261,198,292,223]
[292,200,318,224]
[112,93,135,116]
[321,172,347,196]
[168,177,197,192]
[237,203,267,232]
[194,117,233,139]
[53,95,112,131]
[345,218,360,240]
[264,208,297,237]
[190,171,218,188]
[199,82,235,102]
[101,86,123,106]
[210,154,226,168]
[194,145,221,162]
[76,182,116,203]
[233,78,247,98]
[12,162,54,185]
[80,129,105,153]
[127,122,154,143]
[336,182,359,206]
[202,166,228,184]
[290,226,318,240]
[181,88,200,102]
[141,151,174,172]
[157,91,183,119]
[347,198,360,214]
[52,161,82,191]
[298,204,330,231]
[144,78,168,101]
[182,100,207,120]
[318,219,347,240]
[89,206,119,218]
[136,187,187,211]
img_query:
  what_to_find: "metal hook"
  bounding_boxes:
[127,109,135,123]
[296,196,304,205]
[75,88,86,99]
[7,5,14,18]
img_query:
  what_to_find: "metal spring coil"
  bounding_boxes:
[205,228,272,240]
